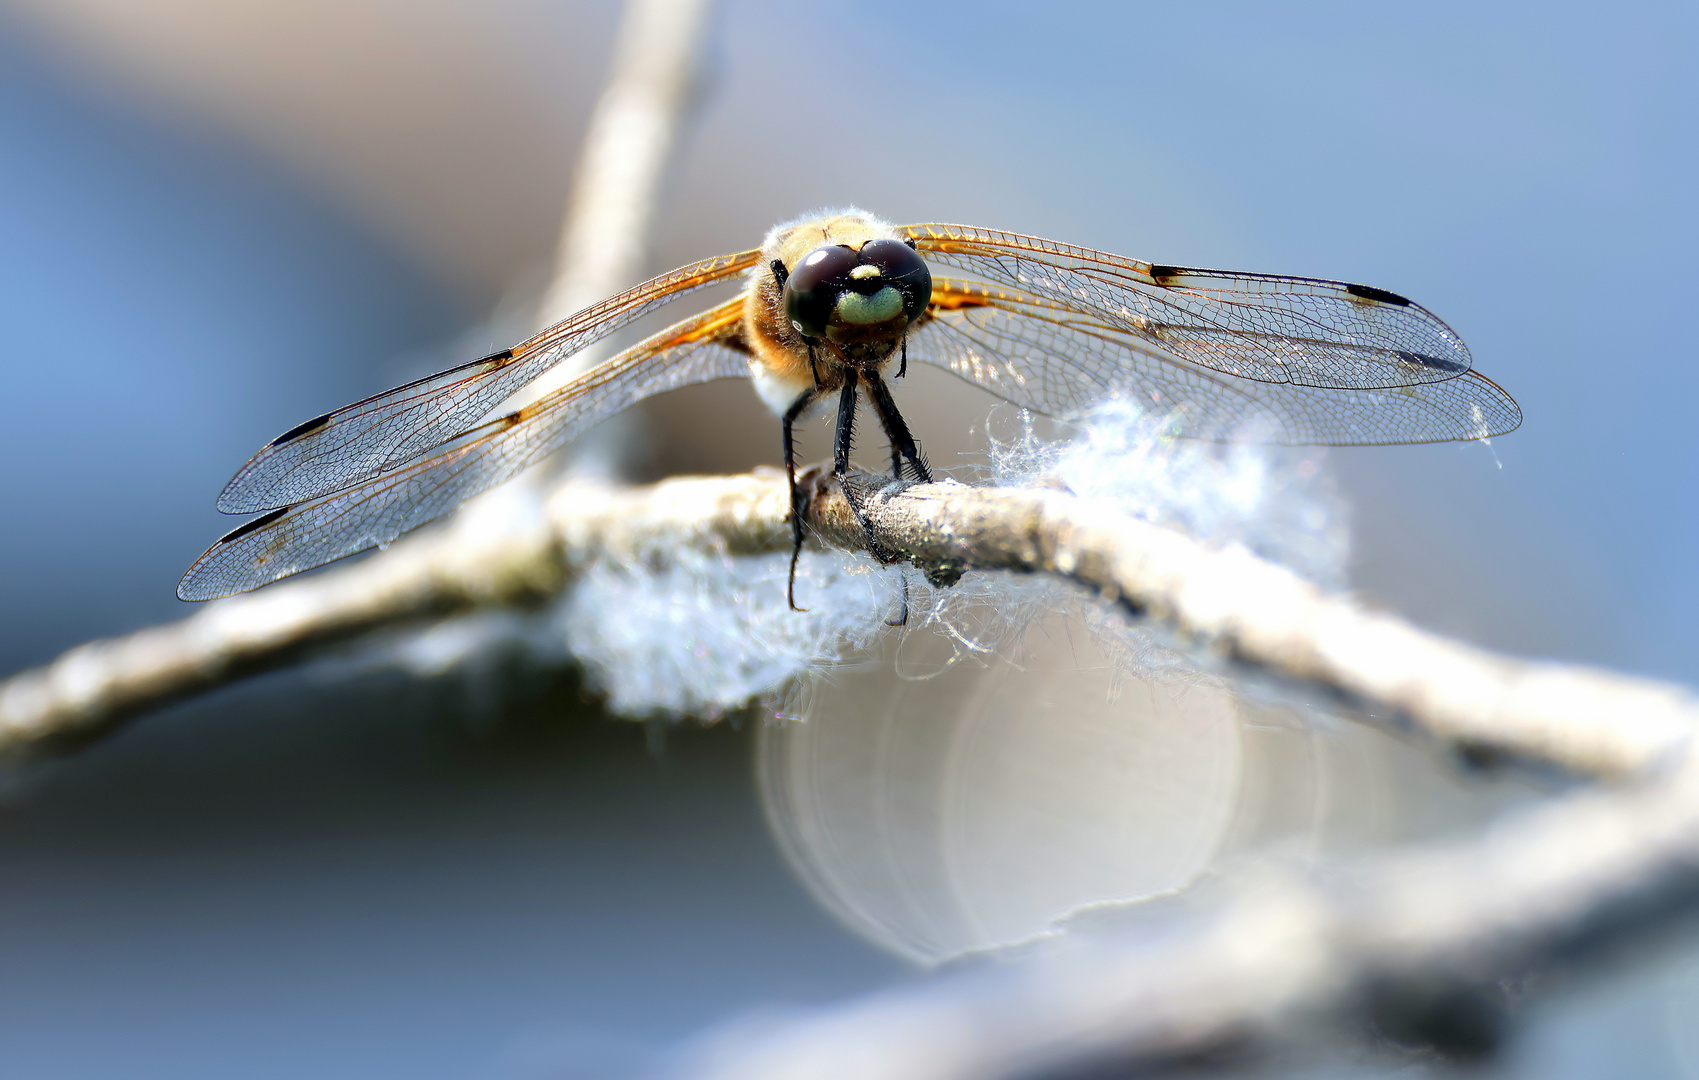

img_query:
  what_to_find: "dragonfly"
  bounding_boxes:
[178,209,1520,603]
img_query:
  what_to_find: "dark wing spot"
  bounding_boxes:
[477,348,514,364]
[270,412,332,447]
[1397,350,1468,374]
[1148,264,1182,287]
[217,506,290,544]
[1345,283,1413,307]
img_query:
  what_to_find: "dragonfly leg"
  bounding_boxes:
[865,369,931,483]
[833,369,859,476]
[835,370,908,570]
[865,368,915,626]
[806,341,823,392]
[783,387,818,612]
[887,571,911,627]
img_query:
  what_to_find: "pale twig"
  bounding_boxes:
[811,474,1698,780]
[0,472,786,758]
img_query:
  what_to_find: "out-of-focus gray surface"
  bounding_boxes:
[0,2,1696,1077]
[0,668,903,1080]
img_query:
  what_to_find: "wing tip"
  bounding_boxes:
[175,560,229,603]
[219,423,321,513]
[1468,371,1523,438]
[214,483,277,515]
[176,507,292,601]
[175,574,217,603]
[1486,403,1524,439]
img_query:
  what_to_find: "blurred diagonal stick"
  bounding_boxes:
[506,0,719,471]
[2,469,1693,778]
[665,738,1699,1080]
[534,0,716,346]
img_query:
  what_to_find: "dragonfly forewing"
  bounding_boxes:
[181,297,753,600]
[215,249,761,514]
[901,224,1473,393]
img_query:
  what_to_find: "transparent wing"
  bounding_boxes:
[908,279,1520,445]
[180,298,752,600]
[900,224,1478,393]
[217,248,761,513]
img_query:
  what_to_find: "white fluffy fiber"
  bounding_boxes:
[989,399,1348,590]
[552,399,1349,719]
[554,548,899,719]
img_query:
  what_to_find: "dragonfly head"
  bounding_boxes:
[783,238,931,356]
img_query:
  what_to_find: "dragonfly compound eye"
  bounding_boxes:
[784,244,860,339]
[856,239,932,324]
[784,240,933,341]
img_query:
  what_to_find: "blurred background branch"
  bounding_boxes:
[538,0,714,332]
[670,732,1699,1080]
